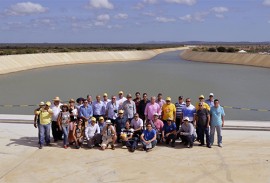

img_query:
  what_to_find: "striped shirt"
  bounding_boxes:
[175,102,186,118]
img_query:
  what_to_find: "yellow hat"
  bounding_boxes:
[199,95,205,99]
[118,110,124,114]
[45,101,51,107]
[90,117,96,122]
[103,93,108,97]
[53,96,61,101]
[99,116,104,121]
[119,91,124,94]
[166,97,171,101]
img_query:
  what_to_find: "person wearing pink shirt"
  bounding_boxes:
[151,113,164,143]
[144,96,161,121]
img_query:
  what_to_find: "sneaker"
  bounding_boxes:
[111,144,115,150]
[122,146,127,149]
[146,148,151,152]
[130,148,135,153]
[171,142,175,147]
[207,145,212,148]
[39,145,43,149]
[64,145,68,149]
[46,143,52,146]
[75,146,80,149]
[218,143,223,148]
[187,144,190,148]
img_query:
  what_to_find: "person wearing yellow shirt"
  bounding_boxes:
[35,101,53,149]
[161,97,176,123]
[195,95,210,111]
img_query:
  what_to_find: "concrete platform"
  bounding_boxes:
[0,122,270,183]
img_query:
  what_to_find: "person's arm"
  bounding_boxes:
[89,106,93,118]
[150,133,156,142]
[222,115,225,127]
[140,132,147,143]
[80,108,86,120]
[96,124,100,134]
[85,127,89,140]
[34,109,39,128]
[173,106,176,122]
[144,104,148,120]
[207,113,210,128]
[72,124,77,140]
[57,113,62,130]
[162,129,165,141]
[193,112,197,127]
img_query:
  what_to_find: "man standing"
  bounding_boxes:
[103,93,111,107]
[122,94,136,122]
[162,118,177,147]
[117,91,127,109]
[35,101,53,149]
[175,96,186,131]
[195,95,210,111]
[51,96,63,142]
[133,92,141,113]
[138,93,150,121]
[105,95,119,124]
[205,93,215,108]
[141,123,157,152]
[144,96,161,122]
[156,93,166,109]
[196,102,211,148]
[80,99,93,127]
[34,101,45,145]
[210,99,225,148]
[92,95,105,120]
[182,98,196,125]
[161,97,176,123]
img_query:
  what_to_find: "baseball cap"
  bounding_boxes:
[99,116,104,121]
[166,97,171,101]
[118,110,124,114]
[119,91,124,94]
[103,93,108,97]
[39,101,45,106]
[183,117,190,121]
[90,117,96,122]
[199,95,205,99]
[209,93,214,97]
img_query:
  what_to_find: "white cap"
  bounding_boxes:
[106,120,112,124]
[153,113,159,116]
[183,117,190,121]
[209,93,214,96]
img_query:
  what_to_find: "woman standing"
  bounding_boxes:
[57,104,71,149]
[68,99,78,145]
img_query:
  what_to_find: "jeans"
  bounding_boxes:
[165,134,176,144]
[125,137,139,149]
[197,125,210,146]
[52,121,62,141]
[210,125,222,145]
[180,134,194,146]
[62,125,69,146]
[142,139,157,150]
[39,123,51,145]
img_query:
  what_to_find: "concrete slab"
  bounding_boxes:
[0,123,269,183]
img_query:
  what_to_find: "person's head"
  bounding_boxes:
[111,95,117,103]
[103,93,108,101]
[150,96,156,104]
[135,92,140,99]
[87,95,92,102]
[166,97,171,104]
[106,120,112,127]
[198,102,204,109]
[99,116,104,123]
[185,98,191,106]
[69,99,75,107]
[118,110,124,117]
[134,113,139,119]
[157,93,162,100]
[83,99,88,107]
[183,117,189,124]
[143,93,148,101]
[178,96,183,103]
[90,117,96,125]
[39,101,45,109]
[53,96,60,105]
[199,95,205,102]
[45,101,51,110]
[125,121,130,128]
[146,123,152,131]
[96,95,101,102]
[127,94,132,101]
[167,118,173,125]
[61,104,69,112]
[77,118,83,126]
[153,113,159,120]
[118,91,124,98]
[214,99,219,108]
[209,93,214,100]
[76,97,84,105]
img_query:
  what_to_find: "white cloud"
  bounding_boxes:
[165,0,196,6]
[115,13,128,19]
[263,0,270,6]
[156,16,176,23]
[5,2,47,16]
[215,14,224,18]
[87,0,114,9]
[94,21,105,26]
[211,7,229,13]
[142,12,155,17]
[179,12,209,22]
[97,14,110,21]
[143,0,158,4]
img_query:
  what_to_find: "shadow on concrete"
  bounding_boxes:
[6,137,66,148]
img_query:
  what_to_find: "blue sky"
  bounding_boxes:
[0,0,270,43]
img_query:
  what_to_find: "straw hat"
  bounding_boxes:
[53,96,61,101]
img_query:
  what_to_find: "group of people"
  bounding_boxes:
[34,91,225,152]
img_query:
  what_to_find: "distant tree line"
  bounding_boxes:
[192,46,240,53]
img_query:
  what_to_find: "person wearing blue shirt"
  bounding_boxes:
[141,123,157,152]
[205,93,215,108]
[182,98,196,124]
[79,100,93,127]
[210,99,225,148]
[162,118,177,147]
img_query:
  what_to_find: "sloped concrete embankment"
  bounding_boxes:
[181,50,270,68]
[0,47,187,75]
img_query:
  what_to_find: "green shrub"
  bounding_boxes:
[208,47,216,52]
[217,46,226,52]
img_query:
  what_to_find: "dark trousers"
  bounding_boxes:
[165,134,176,144]
[125,137,139,149]
[51,121,62,141]
[180,134,194,146]
[175,118,181,131]
[197,125,210,145]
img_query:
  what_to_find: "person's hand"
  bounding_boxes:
[59,126,62,131]
[166,133,169,137]
[34,123,37,128]
[222,123,224,127]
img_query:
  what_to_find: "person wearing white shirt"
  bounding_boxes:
[131,113,143,137]
[50,96,63,142]
[117,91,127,109]
[103,93,111,107]
[85,117,101,148]
[106,96,119,124]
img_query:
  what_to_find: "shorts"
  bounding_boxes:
[101,136,113,147]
